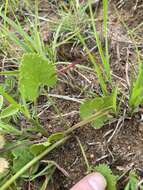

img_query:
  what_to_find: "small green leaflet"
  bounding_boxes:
[48,132,65,143]
[19,53,57,101]
[30,141,51,156]
[0,105,19,119]
[129,61,143,109]
[0,95,3,110]
[30,132,64,156]
[80,89,117,128]
[95,164,117,190]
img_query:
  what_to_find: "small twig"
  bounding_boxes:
[41,160,70,178]
[49,111,79,119]
[125,48,131,87]
[48,94,83,104]
[57,59,83,75]
[117,168,132,181]
[96,155,109,162]
[75,69,92,84]
[76,136,90,172]
[107,117,123,143]
[107,111,126,143]
[133,0,139,11]
[137,179,143,190]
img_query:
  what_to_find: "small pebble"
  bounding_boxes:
[90,154,94,159]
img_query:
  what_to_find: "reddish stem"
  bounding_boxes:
[57,58,82,75]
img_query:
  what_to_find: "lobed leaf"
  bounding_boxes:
[95,164,117,190]
[80,90,117,128]
[19,53,57,101]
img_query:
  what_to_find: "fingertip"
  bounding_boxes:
[70,172,107,190]
[87,172,107,190]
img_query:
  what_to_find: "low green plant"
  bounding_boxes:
[124,171,143,190]
[0,108,109,189]
[95,164,117,190]
[52,0,112,96]
[129,61,143,111]
[0,1,46,58]
[88,0,111,83]
[78,0,117,128]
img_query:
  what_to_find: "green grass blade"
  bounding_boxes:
[78,33,107,95]
[0,86,30,119]
[129,61,143,109]
[103,0,110,78]
[88,0,111,82]
[0,122,22,135]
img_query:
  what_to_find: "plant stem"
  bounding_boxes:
[65,108,110,135]
[0,136,70,190]
[76,136,90,171]
[0,108,110,190]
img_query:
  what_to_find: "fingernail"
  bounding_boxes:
[88,173,107,190]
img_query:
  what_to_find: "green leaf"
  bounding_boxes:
[129,61,143,109]
[48,132,65,143]
[80,98,107,128]
[124,172,143,190]
[0,95,3,110]
[0,105,19,119]
[0,122,21,135]
[19,53,57,101]
[30,132,64,156]
[95,164,117,190]
[30,141,51,156]
[80,91,117,128]
[12,145,38,177]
